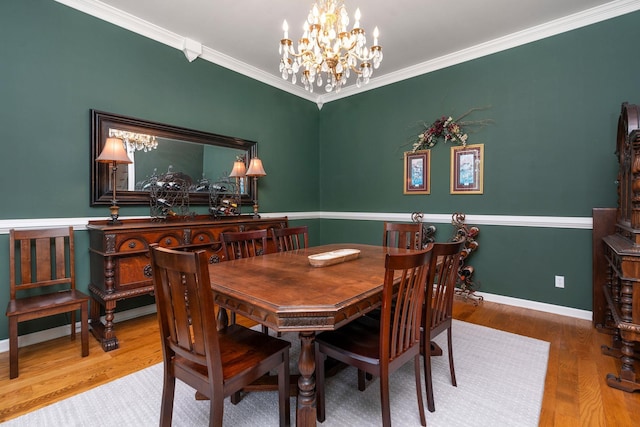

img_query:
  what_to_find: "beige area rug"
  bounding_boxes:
[1,320,549,426]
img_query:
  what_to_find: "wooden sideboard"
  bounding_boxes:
[88,215,288,351]
[599,103,640,392]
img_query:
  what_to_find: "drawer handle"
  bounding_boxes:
[129,242,136,249]
[165,238,172,245]
[143,264,153,278]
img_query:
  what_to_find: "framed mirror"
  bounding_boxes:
[91,110,257,206]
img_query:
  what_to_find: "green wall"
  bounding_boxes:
[0,0,319,338]
[317,12,640,309]
[1,0,638,340]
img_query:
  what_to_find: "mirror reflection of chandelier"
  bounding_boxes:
[109,128,158,152]
[279,0,382,93]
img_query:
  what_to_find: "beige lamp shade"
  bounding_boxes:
[96,137,133,164]
[229,160,247,177]
[246,157,266,177]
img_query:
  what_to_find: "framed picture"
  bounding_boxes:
[404,150,430,194]
[451,144,484,194]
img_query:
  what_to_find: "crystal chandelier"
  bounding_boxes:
[279,0,382,93]
[109,128,158,152]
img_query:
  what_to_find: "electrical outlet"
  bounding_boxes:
[555,275,565,288]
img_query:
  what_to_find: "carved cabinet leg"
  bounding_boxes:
[606,337,640,393]
[101,301,119,351]
[89,295,120,352]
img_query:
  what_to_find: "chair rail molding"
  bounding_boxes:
[0,212,592,234]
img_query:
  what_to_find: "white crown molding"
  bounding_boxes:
[182,38,202,62]
[54,0,640,109]
[0,212,592,234]
[197,45,317,104]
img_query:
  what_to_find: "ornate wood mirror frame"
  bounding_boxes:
[90,110,257,206]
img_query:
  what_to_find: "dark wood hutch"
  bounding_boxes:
[599,102,640,392]
[88,214,288,351]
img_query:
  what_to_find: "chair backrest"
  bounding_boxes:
[9,226,75,300]
[379,248,433,361]
[272,226,309,252]
[425,240,466,331]
[220,229,268,260]
[149,245,223,381]
[382,222,424,250]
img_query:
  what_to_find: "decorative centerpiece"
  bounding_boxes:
[410,106,494,152]
[308,248,361,267]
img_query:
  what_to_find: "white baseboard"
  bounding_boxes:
[0,293,593,353]
[478,292,592,321]
[0,304,157,354]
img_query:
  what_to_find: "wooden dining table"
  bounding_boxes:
[208,243,418,427]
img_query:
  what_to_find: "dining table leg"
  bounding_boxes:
[296,331,317,427]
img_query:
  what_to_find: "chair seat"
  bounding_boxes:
[316,315,381,366]
[218,324,291,379]
[6,290,89,318]
[173,324,291,393]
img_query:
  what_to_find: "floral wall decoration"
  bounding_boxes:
[410,106,494,152]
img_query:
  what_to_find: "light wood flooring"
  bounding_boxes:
[0,300,639,426]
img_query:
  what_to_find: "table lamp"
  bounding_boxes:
[96,137,132,224]
[228,159,247,215]
[246,157,266,218]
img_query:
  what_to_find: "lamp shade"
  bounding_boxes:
[96,137,132,164]
[246,158,266,177]
[229,160,247,177]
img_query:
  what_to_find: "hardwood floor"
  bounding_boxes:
[0,301,639,425]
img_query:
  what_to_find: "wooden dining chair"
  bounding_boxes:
[220,229,269,327]
[422,240,466,412]
[271,225,309,252]
[365,221,426,324]
[382,221,424,249]
[6,226,89,379]
[220,229,268,260]
[149,244,291,427]
[314,248,432,427]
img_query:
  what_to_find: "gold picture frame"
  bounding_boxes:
[404,150,430,195]
[451,144,484,194]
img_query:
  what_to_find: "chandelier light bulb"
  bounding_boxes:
[278,0,382,93]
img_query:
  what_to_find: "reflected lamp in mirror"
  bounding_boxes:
[228,160,247,215]
[229,160,247,178]
[96,137,132,224]
[246,157,266,218]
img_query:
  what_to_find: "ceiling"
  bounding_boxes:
[57,0,640,106]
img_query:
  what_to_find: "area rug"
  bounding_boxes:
[1,320,549,427]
